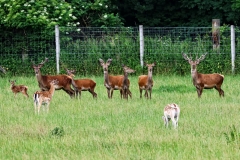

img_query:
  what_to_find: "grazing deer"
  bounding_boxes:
[32,58,75,98]
[162,103,180,129]
[99,58,132,99]
[122,64,135,100]
[182,52,224,98]
[9,80,29,98]
[33,79,58,114]
[65,69,97,98]
[138,62,156,99]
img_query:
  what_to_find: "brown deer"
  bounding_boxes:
[65,69,97,98]
[138,62,156,99]
[182,52,224,98]
[33,79,58,114]
[99,58,132,99]
[32,58,75,98]
[9,80,29,98]
[162,103,180,129]
[122,64,135,100]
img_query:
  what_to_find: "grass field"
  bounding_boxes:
[0,74,240,159]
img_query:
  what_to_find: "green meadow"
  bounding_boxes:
[0,74,240,159]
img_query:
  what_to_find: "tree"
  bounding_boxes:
[0,0,74,29]
[66,0,123,27]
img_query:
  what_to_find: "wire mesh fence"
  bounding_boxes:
[0,26,239,76]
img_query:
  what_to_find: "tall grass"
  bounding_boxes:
[0,75,240,159]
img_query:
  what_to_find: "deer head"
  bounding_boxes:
[65,68,76,77]
[99,58,112,72]
[182,52,207,71]
[122,64,135,74]
[32,58,48,75]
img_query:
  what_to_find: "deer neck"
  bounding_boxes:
[147,71,153,85]
[191,67,199,84]
[36,70,44,84]
[104,70,110,87]
[123,72,128,86]
[49,84,56,96]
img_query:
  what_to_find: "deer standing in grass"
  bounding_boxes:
[32,58,75,98]
[162,103,180,129]
[99,58,132,99]
[65,69,97,98]
[122,64,135,100]
[138,62,156,99]
[9,80,29,98]
[33,79,58,114]
[182,52,224,98]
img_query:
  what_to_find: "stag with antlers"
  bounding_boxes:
[182,52,224,98]
[32,58,75,98]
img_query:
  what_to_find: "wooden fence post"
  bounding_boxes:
[212,19,220,50]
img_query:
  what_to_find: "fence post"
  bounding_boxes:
[55,25,60,74]
[139,25,144,67]
[231,25,235,74]
[212,19,220,51]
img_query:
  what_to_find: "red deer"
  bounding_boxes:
[122,64,135,100]
[9,80,29,98]
[138,62,156,99]
[65,69,97,98]
[32,58,75,98]
[99,58,132,99]
[33,79,58,114]
[182,52,224,98]
[162,103,180,129]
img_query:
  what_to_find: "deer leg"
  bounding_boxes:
[149,88,152,99]
[215,86,224,97]
[110,89,114,99]
[120,89,123,99]
[106,88,110,98]
[89,89,97,98]
[79,90,82,99]
[127,89,132,98]
[144,90,148,98]
[139,88,143,98]
[46,102,50,113]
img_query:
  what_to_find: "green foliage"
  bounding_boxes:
[69,0,123,27]
[50,127,65,138]
[0,0,73,28]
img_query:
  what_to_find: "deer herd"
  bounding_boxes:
[3,52,225,128]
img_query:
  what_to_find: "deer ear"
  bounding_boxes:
[106,59,112,65]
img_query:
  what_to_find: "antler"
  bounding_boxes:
[197,53,208,62]
[182,52,192,61]
[39,57,48,65]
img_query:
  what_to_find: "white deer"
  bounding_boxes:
[162,103,180,129]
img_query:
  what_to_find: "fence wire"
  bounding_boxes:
[0,26,239,76]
